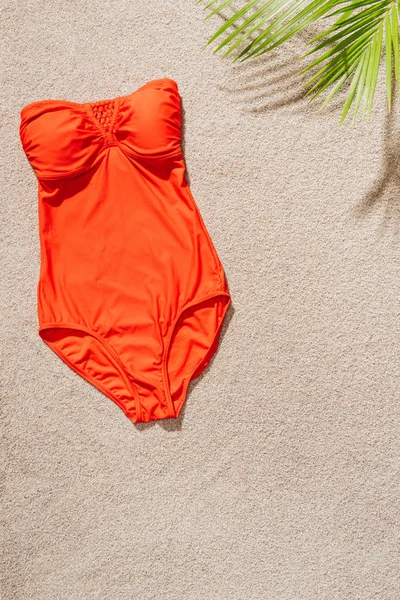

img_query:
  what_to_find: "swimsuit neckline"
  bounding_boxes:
[20,77,178,118]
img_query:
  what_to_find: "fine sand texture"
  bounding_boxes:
[2,1,400,598]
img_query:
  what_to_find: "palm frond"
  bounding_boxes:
[199,0,400,122]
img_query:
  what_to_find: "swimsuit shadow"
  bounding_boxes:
[134,293,235,432]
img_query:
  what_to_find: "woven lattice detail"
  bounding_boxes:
[90,100,116,134]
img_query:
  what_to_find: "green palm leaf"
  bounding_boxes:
[199,0,400,122]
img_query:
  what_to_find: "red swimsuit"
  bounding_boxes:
[19,77,231,423]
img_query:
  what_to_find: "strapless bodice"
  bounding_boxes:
[19,78,182,180]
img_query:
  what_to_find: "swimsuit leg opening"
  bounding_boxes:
[162,291,231,419]
[38,322,142,423]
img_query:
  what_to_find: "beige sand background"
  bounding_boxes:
[2,1,400,598]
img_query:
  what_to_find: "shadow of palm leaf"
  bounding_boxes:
[354,81,400,230]
[202,3,348,117]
